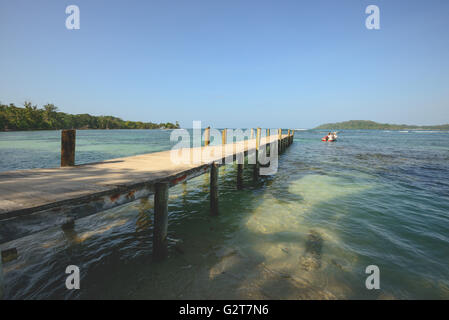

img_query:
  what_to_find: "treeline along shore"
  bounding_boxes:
[0,102,180,131]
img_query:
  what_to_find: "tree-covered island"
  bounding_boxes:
[0,102,180,131]
[314,120,449,130]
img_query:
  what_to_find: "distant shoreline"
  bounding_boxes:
[1,102,180,131]
[314,120,449,131]
[1,128,177,132]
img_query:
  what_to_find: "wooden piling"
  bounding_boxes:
[182,181,188,205]
[204,126,211,147]
[287,129,291,146]
[210,163,219,215]
[61,129,76,167]
[253,127,261,179]
[237,163,243,190]
[153,182,169,259]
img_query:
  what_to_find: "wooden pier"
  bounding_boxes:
[0,127,295,296]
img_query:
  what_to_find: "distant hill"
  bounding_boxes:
[314,120,449,130]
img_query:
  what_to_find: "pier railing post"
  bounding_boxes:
[282,129,286,153]
[278,128,282,154]
[222,128,227,146]
[204,126,211,147]
[284,130,287,150]
[153,182,169,260]
[266,129,270,156]
[222,128,227,160]
[284,130,288,149]
[61,129,76,167]
[210,162,219,215]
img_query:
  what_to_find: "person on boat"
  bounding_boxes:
[326,132,331,141]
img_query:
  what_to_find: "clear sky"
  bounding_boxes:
[1,0,448,128]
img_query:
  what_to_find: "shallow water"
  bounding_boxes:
[1,129,449,299]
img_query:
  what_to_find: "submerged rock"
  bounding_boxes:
[299,230,323,271]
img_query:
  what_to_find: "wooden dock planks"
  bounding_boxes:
[0,133,293,244]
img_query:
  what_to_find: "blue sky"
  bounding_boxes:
[1,0,448,128]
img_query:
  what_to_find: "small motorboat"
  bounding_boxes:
[322,132,338,142]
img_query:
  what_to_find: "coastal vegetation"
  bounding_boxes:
[314,120,449,130]
[0,102,180,131]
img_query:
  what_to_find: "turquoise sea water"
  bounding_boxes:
[1,129,449,299]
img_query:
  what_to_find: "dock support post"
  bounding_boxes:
[204,126,211,146]
[61,129,76,167]
[253,127,261,179]
[210,163,219,215]
[237,163,243,190]
[287,129,291,147]
[153,182,169,260]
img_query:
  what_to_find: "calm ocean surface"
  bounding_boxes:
[1,129,449,299]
